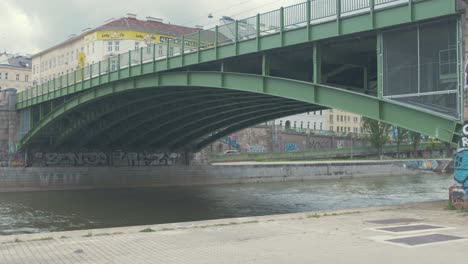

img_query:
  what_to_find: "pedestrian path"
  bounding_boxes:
[0,201,466,263]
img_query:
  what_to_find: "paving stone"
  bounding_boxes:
[366,218,421,225]
[378,224,444,233]
[386,234,464,246]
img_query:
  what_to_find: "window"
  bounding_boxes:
[329,114,333,124]
[340,116,343,122]
[320,123,323,130]
[279,121,283,127]
[0,72,2,79]
[158,45,163,56]
[293,121,297,128]
[300,121,303,129]
[307,122,310,128]
[114,41,119,52]
[5,73,8,80]
[108,42,113,52]
[336,115,339,121]
[25,75,29,82]
[135,41,140,50]
[169,47,174,56]
[110,58,117,71]
[92,43,95,54]
[146,46,152,54]
[313,122,316,130]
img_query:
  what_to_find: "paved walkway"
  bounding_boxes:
[212,159,450,166]
[0,201,467,263]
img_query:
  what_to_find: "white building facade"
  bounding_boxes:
[0,53,32,92]
[32,14,200,85]
[272,110,328,131]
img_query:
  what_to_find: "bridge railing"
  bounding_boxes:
[20,0,416,104]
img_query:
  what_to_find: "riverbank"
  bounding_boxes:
[1,201,466,263]
[0,159,449,192]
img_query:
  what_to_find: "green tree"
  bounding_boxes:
[394,127,409,158]
[362,117,391,159]
[408,131,421,158]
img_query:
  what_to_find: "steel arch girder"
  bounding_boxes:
[150,102,312,150]
[167,104,318,150]
[54,91,184,147]
[19,71,463,150]
[73,90,245,147]
[127,98,297,149]
[110,95,279,147]
[192,107,316,151]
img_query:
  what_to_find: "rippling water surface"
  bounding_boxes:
[0,173,453,235]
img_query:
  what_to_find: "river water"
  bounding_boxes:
[0,173,453,235]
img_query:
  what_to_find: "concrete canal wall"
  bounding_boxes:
[0,160,450,192]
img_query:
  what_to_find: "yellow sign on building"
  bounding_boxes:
[77,52,86,69]
[91,30,200,47]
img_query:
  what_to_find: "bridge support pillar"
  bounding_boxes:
[376,33,383,99]
[313,43,322,84]
[262,53,270,76]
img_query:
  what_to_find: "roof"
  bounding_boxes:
[99,17,200,36]
[33,16,201,58]
[0,52,31,69]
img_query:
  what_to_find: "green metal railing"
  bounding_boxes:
[19,0,418,104]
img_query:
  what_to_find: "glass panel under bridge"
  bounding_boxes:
[382,18,461,120]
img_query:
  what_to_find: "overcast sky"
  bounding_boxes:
[1,0,304,55]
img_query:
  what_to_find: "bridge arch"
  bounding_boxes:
[19,71,461,151]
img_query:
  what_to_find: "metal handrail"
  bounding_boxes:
[20,0,410,103]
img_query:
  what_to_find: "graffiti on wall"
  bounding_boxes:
[246,144,266,153]
[0,150,25,167]
[39,172,81,187]
[33,151,182,167]
[223,136,240,150]
[309,140,330,150]
[404,160,439,170]
[285,143,298,152]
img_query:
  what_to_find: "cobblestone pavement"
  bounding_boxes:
[0,201,467,264]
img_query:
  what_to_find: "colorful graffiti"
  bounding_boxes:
[404,160,439,171]
[284,143,298,152]
[223,136,240,150]
[454,150,468,191]
[454,122,468,191]
[0,151,25,167]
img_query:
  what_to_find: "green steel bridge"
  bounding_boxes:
[17,0,465,153]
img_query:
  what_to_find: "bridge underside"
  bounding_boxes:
[19,71,462,153]
[25,85,320,152]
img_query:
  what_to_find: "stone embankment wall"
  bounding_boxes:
[0,88,23,167]
[0,160,446,192]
